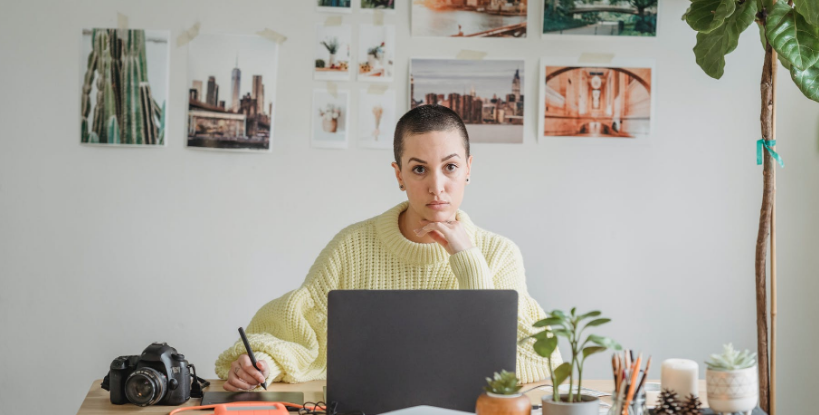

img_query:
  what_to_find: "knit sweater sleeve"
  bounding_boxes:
[491,239,564,384]
[214,233,344,384]
[449,247,494,289]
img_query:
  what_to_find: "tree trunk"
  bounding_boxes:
[756,43,775,415]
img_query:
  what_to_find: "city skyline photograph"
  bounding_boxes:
[539,59,653,139]
[411,58,525,144]
[186,33,279,151]
[412,0,528,38]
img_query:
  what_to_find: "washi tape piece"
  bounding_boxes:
[257,28,288,44]
[373,10,384,26]
[176,22,201,47]
[456,50,487,60]
[367,84,389,95]
[117,13,128,30]
[578,53,615,64]
[325,16,343,27]
[328,82,339,98]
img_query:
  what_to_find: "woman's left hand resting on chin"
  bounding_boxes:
[414,219,475,255]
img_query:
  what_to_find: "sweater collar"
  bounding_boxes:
[375,200,477,264]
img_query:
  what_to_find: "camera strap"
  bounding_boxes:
[189,364,210,398]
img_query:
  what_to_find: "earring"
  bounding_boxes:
[466,178,470,183]
[400,184,404,190]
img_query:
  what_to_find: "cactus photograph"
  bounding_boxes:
[186,34,279,151]
[80,28,169,146]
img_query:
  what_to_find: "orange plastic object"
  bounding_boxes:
[169,401,299,415]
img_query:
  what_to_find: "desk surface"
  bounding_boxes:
[75,379,709,415]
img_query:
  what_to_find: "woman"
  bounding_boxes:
[216,105,561,391]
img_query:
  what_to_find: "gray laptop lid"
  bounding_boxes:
[327,290,519,415]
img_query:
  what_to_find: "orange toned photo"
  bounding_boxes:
[542,65,651,138]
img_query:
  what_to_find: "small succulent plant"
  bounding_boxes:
[483,370,522,395]
[705,343,757,371]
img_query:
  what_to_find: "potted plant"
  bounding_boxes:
[521,308,621,415]
[705,344,758,415]
[475,370,531,415]
[367,42,385,67]
[320,37,339,67]
[319,104,341,133]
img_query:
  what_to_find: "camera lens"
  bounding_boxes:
[124,368,167,406]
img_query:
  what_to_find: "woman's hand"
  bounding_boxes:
[223,354,270,391]
[415,219,474,255]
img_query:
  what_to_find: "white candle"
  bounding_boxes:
[661,359,699,399]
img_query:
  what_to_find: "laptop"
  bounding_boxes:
[326,290,519,415]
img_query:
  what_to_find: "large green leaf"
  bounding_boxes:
[694,0,759,78]
[553,363,573,387]
[685,0,737,33]
[533,336,559,358]
[795,0,819,27]
[582,346,608,359]
[583,318,611,328]
[791,61,819,102]
[758,21,792,69]
[767,2,819,71]
[587,334,623,350]
[534,317,565,328]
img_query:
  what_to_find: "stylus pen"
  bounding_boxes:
[238,327,268,390]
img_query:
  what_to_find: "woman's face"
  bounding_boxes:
[391,129,472,222]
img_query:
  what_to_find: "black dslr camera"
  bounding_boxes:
[101,342,208,406]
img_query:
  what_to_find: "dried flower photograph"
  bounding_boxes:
[358,24,395,82]
[315,24,352,81]
[358,89,396,149]
[312,89,350,149]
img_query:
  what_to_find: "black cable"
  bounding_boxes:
[298,401,364,415]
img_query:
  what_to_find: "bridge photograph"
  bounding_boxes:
[542,0,657,37]
[412,0,528,38]
[541,63,652,139]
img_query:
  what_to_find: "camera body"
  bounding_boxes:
[106,342,192,406]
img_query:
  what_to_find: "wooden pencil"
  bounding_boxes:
[622,353,642,415]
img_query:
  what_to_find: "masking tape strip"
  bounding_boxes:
[373,10,384,26]
[117,13,129,30]
[456,50,487,60]
[325,16,343,27]
[257,28,288,44]
[327,82,338,98]
[578,53,615,64]
[367,84,389,95]
[176,22,201,47]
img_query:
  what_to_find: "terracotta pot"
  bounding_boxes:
[706,366,758,415]
[541,394,599,415]
[475,392,531,415]
[322,118,338,133]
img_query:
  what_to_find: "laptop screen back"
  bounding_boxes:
[327,290,519,414]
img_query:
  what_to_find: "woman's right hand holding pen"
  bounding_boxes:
[224,354,270,391]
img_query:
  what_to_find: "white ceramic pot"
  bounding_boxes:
[706,366,758,415]
[541,394,599,415]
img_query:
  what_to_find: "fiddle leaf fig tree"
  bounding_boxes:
[683,0,819,413]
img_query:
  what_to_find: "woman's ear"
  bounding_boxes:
[391,161,402,187]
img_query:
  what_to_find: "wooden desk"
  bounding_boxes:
[76,379,710,414]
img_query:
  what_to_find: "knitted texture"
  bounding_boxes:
[215,201,563,385]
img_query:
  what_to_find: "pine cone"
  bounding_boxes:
[654,388,682,415]
[680,394,702,415]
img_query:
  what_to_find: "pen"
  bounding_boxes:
[238,327,268,390]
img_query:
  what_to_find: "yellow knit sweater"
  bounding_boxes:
[215,201,562,384]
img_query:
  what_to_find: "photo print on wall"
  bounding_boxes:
[411,58,525,144]
[361,0,395,12]
[80,29,169,146]
[412,0,528,38]
[318,0,352,13]
[358,24,396,82]
[542,0,658,37]
[186,33,279,151]
[315,24,352,81]
[312,88,351,149]
[538,57,654,140]
[358,88,396,150]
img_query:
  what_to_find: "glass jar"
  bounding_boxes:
[606,391,648,415]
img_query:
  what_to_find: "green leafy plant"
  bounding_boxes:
[520,308,621,403]
[706,344,757,371]
[483,370,523,395]
[321,37,339,54]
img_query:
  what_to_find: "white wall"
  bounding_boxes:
[1,1,817,414]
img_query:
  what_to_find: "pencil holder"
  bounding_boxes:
[606,391,647,415]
